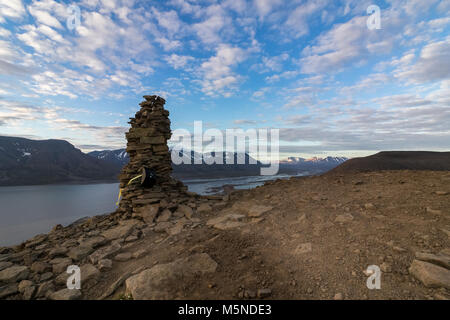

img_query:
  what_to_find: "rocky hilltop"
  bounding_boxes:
[0,96,449,300]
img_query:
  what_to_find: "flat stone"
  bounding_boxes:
[102,224,136,241]
[207,214,246,230]
[31,261,52,274]
[197,203,212,214]
[409,259,450,289]
[335,213,354,223]
[154,221,172,233]
[67,246,94,261]
[89,242,122,264]
[48,247,69,259]
[114,252,132,262]
[52,258,73,274]
[435,191,448,195]
[36,281,55,298]
[247,205,272,217]
[49,288,82,300]
[40,272,53,282]
[178,204,194,219]
[132,249,148,259]
[18,280,33,293]
[22,285,36,300]
[55,264,100,286]
[98,259,112,271]
[156,209,172,223]
[295,243,312,254]
[416,252,450,269]
[126,253,218,299]
[426,207,442,214]
[0,261,13,271]
[133,204,159,223]
[79,236,108,248]
[0,283,18,299]
[0,265,29,283]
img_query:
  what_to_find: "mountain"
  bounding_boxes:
[328,151,450,174]
[87,149,129,166]
[279,156,348,175]
[0,136,121,186]
[88,148,264,179]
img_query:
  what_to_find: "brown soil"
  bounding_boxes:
[89,170,450,300]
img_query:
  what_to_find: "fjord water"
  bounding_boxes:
[0,183,119,246]
[0,174,301,246]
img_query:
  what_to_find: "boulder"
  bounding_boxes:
[126,253,218,299]
[49,288,82,300]
[31,261,52,274]
[67,246,94,261]
[409,259,450,289]
[133,204,160,223]
[0,283,18,299]
[0,265,29,283]
[178,204,194,219]
[89,242,122,264]
[415,252,450,269]
[102,224,136,241]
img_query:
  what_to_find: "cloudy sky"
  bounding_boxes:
[0,0,449,159]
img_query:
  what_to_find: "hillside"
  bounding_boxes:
[328,151,450,175]
[1,170,449,300]
[0,136,121,186]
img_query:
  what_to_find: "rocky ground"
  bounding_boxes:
[0,170,449,300]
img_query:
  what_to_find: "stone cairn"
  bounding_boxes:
[117,95,188,217]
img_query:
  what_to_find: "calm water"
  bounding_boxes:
[0,174,303,246]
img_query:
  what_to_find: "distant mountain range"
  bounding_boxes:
[0,136,349,186]
[0,136,120,186]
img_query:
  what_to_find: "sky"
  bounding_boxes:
[0,0,449,160]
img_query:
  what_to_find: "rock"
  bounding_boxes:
[435,191,448,195]
[100,271,132,300]
[156,209,172,223]
[335,213,354,223]
[18,280,33,293]
[67,246,94,261]
[364,203,375,210]
[178,204,194,219]
[133,204,159,223]
[257,289,272,298]
[125,235,139,242]
[415,252,450,269]
[197,204,212,214]
[114,252,132,262]
[426,207,442,214]
[244,289,256,299]
[55,264,100,286]
[333,293,344,300]
[49,288,82,300]
[0,265,29,283]
[409,259,450,289]
[154,221,172,233]
[102,223,136,241]
[0,283,18,299]
[380,262,392,273]
[40,272,53,282]
[0,261,13,271]
[126,253,218,299]
[89,242,122,264]
[295,243,312,254]
[36,281,55,298]
[52,258,73,274]
[48,247,69,259]
[22,285,36,300]
[31,261,52,274]
[79,236,108,248]
[207,214,246,230]
[247,205,272,218]
[98,259,113,271]
[132,249,148,259]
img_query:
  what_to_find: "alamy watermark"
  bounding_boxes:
[367,5,381,30]
[67,4,81,31]
[171,121,280,176]
[66,265,81,290]
[366,265,381,289]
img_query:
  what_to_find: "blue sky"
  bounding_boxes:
[0,0,449,159]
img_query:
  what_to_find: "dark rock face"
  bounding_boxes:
[117,95,188,216]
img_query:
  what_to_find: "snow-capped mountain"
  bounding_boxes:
[282,156,348,164]
[88,149,129,166]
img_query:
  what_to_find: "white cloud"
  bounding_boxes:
[0,0,26,23]
[164,54,194,70]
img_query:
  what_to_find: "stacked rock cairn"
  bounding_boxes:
[117,95,188,217]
